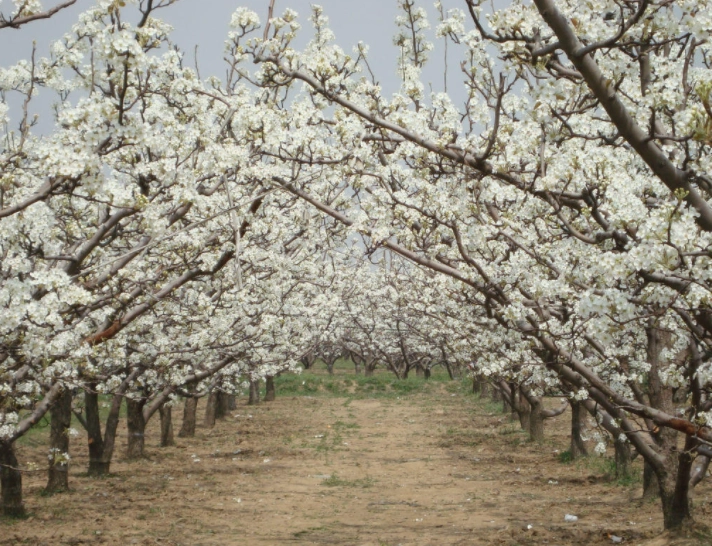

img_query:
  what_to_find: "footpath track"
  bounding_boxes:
[6,380,711,545]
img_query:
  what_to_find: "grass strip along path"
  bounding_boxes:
[4,364,712,545]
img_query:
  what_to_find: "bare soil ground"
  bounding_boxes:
[4,371,712,546]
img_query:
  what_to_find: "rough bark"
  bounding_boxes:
[528,397,545,443]
[216,392,229,420]
[126,398,147,459]
[504,382,517,420]
[424,368,431,380]
[515,388,530,430]
[264,376,276,402]
[643,460,660,499]
[159,404,175,447]
[300,350,316,370]
[645,325,692,528]
[204,391,218,428]
[479,380,490,398]
[569,400,588,460]
[658,436,695,529]
[85,388,122,477]
[178,396,197,438]
[46,388,72,493]
[614,438,632,479]
[248,380,260,405]
[0,441,24,517]
[227,394,237,411]
[490,383,502,403]
[472,376,481,394]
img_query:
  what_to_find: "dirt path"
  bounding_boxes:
[5,383,712,545]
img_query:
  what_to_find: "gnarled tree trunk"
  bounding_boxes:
[264,376,276,402]
[85,388,122,477]
[0,441,24,517]
[614,438,632,479]
[364,361,376,376]
[645,325,692,529]
[248,380,260,405]
[643,460,660,499]
[216,392,229,420]
[204,391,218,428]
[46,388,72,493]
[569,400,588,460]
[159,404,175,447]
[178,396,197,438]
[126,398,147,459]
[657,437,694,529]
[528,397,544,443]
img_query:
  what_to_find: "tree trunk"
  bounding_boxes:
[216,392,229,420]
[264,376,276,402]
[504,382,516,418]
[614,438,632,479]
[227,394,237,411]
[415,366,423,377]
[643,460,660,499]
[85,390,107,476]
[657,436,695,530]
[85,388,122,477]
[0,441,24,518]
[354,360,361,375]
[569,400,588,460]
[178,396,197,438]
[528,398,544,443]
[424,368,431,380]
[159,404,175,447]
[479,380,490,398]
[126,398,147,459]
[471,376,480,394]
[643,324,677,506]
[490,384,502,403]
[248,380,260,405]
[46,388,72,493]
[300,351,316,370]
[515,390,530,430]
[326,360,335,375]
[204,391,218,428]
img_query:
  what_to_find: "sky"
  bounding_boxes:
[0,0,468,103]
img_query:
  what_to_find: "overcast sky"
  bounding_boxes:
[1,0,469,97]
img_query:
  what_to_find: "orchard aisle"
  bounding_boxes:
[6,384,710,545]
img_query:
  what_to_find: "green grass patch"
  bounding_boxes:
[570,454,643,487]
[274,365,455,400]
[558,449,573,464]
